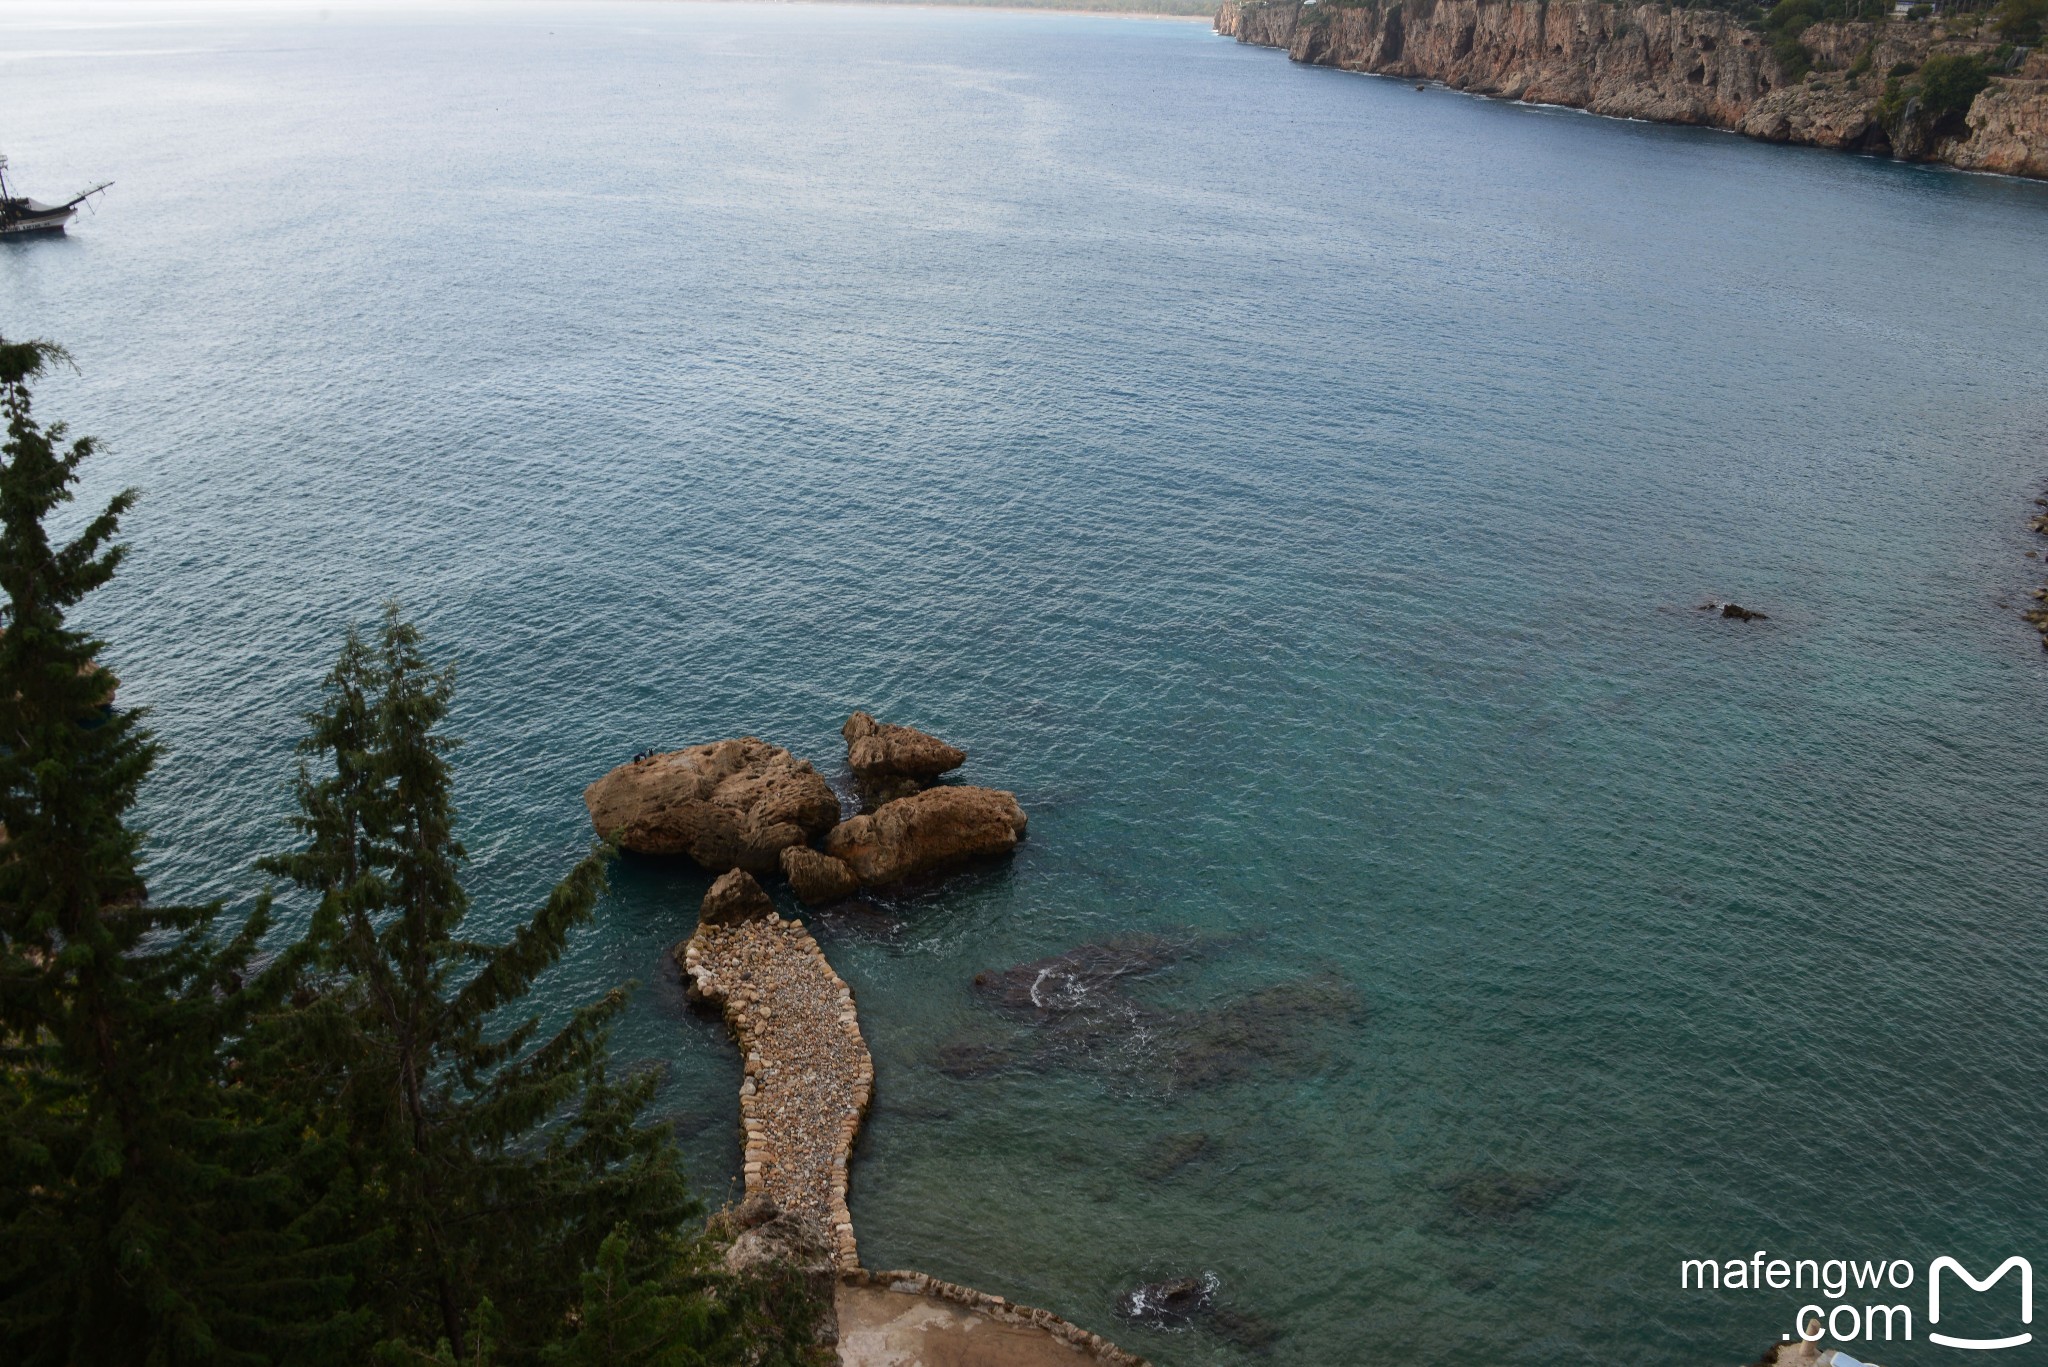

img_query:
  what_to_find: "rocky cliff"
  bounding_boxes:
[1215,0,2048,179]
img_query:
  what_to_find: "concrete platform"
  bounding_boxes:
[836,1282,1107,1367]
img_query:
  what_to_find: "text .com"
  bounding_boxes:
[1681,1252,2034,1350]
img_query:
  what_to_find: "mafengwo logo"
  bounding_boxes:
[1928,1257,2032,1351]
[1680,1252,2034,1354]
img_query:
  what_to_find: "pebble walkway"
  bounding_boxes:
[681,911,873,1270]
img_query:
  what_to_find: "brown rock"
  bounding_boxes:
[780,845,861,907]
[822,785,1026,887]
[842,711,967,784]
[855,775,923,813]
[1948,78,2048,179]
[722,1203,840,1347]
[699,868,775,927]
[711,1191,781,1238]
[583,737,839,870]
[1215,0,2048,180]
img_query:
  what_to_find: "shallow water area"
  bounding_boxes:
[7,3,2048,1362]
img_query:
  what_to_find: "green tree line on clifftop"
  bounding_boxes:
[0,337,827,1366]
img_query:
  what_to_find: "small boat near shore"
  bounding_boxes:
[0,155,111,237]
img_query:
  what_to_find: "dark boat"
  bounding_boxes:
[0,155,112,237]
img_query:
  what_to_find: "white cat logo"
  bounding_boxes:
[1928,1256,2032,1350]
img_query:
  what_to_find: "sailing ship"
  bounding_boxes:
[0,155,112,236]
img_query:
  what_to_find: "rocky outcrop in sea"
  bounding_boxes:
[1215,0,2048,180]
[583,737,838,871]
[821,785,1028,888]
[591,715,1025,905]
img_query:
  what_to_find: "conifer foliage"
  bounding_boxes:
[263,607,699,1361]
[0,342,823,1366]
[0,337,331,1365]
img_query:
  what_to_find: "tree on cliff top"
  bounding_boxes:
[0,337,348,1364]
[260,606,698,1362]
[1994,0,2046,42]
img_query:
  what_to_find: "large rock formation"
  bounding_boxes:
[841,711,966,811]
[583,738,839,871]
[821,785,1027,887]
[1216,0,2048,180]
[842,711,966,785]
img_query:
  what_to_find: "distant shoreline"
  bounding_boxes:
[675,0,1215,21]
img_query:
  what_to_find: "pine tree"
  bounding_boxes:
[264,607,699,1362]
[543,1227,715,1367]
[0,337,348,1364]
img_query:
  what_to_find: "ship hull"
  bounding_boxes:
[0,207,76,236]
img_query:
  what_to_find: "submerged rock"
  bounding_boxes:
[780,845,861,907]
[1136,1131,1209,1181]
[584,738,840,871]
[1431,1169,1574,1221]
[933,1036,1032,1080]
[1164,974,1365,1088]
[801,898,908,940]
[972,934,1185,1020]
[1115,1271,1276,1351]
[1116,1273,1216,1329]
[842,711,967,786]
[822,785,1026,887]
[697,868,776,928]
[1209,1306,1283,1354]
[950,942,1362,1093]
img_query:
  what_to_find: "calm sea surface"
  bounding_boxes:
[7,3,2048,1361]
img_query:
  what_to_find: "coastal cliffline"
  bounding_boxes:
[1215,0,2048,178]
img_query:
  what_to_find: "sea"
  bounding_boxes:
[6,3,2048,1362]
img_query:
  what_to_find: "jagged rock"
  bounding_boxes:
[780,845,861,907]
[842,711,967,784]
[698,868,776,928]
[1949,78,2048,179]
[584,738,839,871]
[721,1201,840,1347]
[855,774,923,812]
[712,1191,781,1237]
[822,785,1026,887]
[1698,601,1768,621]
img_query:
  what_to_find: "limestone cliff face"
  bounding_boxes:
[1215,0,2048,180]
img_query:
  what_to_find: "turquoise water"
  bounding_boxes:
[7,3,2048,1361]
